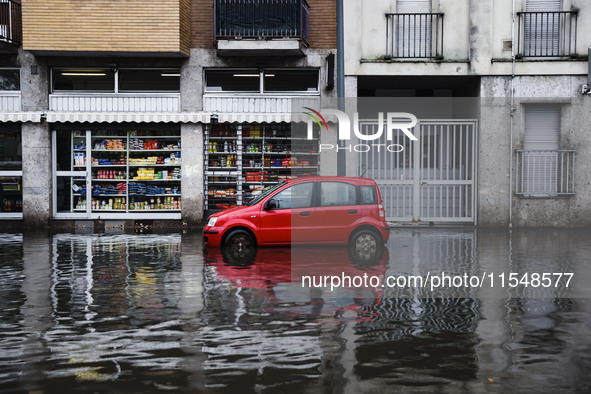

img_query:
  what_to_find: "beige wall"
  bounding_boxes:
[22,0,190,56]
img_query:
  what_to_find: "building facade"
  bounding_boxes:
[0,0,337,229]
[0,0,589,228]
[344,0,591,226]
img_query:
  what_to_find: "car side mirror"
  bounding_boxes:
[265,199,277,210]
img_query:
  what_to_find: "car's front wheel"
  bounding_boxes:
[349,229,383,261]
[224,229,256,256]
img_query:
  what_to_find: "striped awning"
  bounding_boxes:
[45,112,212,123]
[1,111,313,124]
[217,113,308,123]
[0,112,43,123]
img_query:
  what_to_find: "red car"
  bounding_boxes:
[203,176,390,251]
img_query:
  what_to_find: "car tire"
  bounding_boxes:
[224,229,256,256]
[349,229,383,261]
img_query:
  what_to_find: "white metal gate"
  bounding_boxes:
[358,120,478,223]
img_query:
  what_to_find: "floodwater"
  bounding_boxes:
[0,228,590,393]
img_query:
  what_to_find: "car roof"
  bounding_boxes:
[287,176,377,186]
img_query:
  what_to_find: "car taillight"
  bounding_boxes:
[378,204,385,220]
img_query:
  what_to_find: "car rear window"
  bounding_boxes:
[360,185,378,205]
[320,182,356,206]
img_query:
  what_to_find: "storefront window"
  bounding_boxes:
[0,127,22,216]
[204,123,319,212]
[53,126,182,219]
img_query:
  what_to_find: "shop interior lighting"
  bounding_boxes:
[61,72,107,76]
[161,73,181,77]
[232,73,275,77]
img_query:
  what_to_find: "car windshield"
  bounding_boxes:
[245,181,287,206]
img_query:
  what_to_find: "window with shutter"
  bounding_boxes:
[524,0,562,56]
[522,105,560,195]
[396,0,432,57]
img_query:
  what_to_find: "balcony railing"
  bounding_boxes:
[386,13,443,59]
[517,11,578,58]
[215,0,310,46]
[0,0,22,46]
[515,150,575,196]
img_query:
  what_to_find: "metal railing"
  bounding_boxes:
[386,13,443,59]
[214,0,310,46]
[0,0,22,46]
[515,150,575,196]
[517,11,578,57]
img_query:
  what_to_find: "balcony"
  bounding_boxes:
[0,0,21,53]
[516,11,578,58]
[215,0,310,56]
[385,13,444,59]
[515,150,575,197]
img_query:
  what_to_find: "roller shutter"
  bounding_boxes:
[526,0,562,11]
[524,0,562,56]
[523,105,560,195]
[397,0,431,13]
[396,0,432,57]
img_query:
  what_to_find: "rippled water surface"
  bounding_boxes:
[0,229,590,393]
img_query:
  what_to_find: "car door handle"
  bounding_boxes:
[348,210,358,214]
[300,211,311,216]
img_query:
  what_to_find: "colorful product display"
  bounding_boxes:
[71,131,181,213]
[204,124,319,210]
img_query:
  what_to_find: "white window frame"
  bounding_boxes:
[51,128,182,220]
[50,68,181,94]
[0,126,23,219]
[204,68,320,95]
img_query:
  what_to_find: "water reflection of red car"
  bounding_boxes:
[203,246,389,312]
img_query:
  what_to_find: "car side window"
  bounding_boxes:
[360,185,377,205]
[272,182,314,209]
[320,182,357,207]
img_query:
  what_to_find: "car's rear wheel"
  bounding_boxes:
[224,229,256,256]
[349,229,383,261]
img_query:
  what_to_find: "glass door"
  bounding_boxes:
[53,129,91,218]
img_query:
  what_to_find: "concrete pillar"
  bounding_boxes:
[21,122,51,229]
[181,123,205,225]
[319,122,338,176]
[478,77,512,226]
[180,50,205,226]
[18,48,51,229]
[469,0,493,73]
[344,77,360,177]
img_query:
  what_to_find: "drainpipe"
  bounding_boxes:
[584,46,591,94]
[337,0,346,176]
[508,0,516,228]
